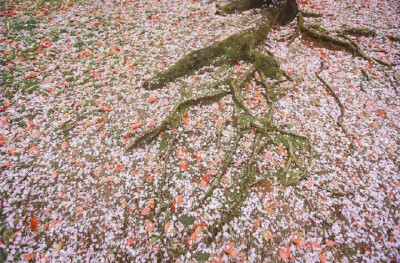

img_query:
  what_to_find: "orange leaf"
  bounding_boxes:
[265,207,275,215]
[179,162,188,171]
[22,253,35,261]
[148,96,156,103]
[191,225,202,241]
[1,161,12,168]
[293,233,306,247]
[377,110,386,116]
[103,104,111,112]
[254,218,261,228]
[225,242,239,257]
[146,175,153,182]
[279,247,290,260]
[199,180,207,188]
[148,198,155,209]
[0,134,6,144]
[319,252,326,263]
[182,117,189,125]
[145,220,154,234]
[177,195,183,204]
[30,217,40,232]
[325,239,335,247]
[61,141,69,149]
[140,207,151,216]
[164,221,170,234]
[115,164,125,172]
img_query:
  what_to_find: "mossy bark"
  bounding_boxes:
[143,0,298,90]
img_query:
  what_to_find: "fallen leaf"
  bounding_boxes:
[265,207,275,215]
[179,162,188,171]
[190,225,202,241]
[30,217,40,232]
[53,243,62,252]
[279,247,290,260]
[145,220,154,234]
[177,195,183,204]
[148,198,155,209]
[225,242,239,257]
[182,117,189,124]
[140,207,151,216]
[22,253,35,261]
[115,164,125,172]
[200,180,207,188]
[164,222,170,234]
[325,239,335,247]
[319,252,326,263]
[377,110,386,116]
[146,175,153,182]
[61,141,69,149]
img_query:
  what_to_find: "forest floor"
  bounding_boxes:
[1,0,399,262]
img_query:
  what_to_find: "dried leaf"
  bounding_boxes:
[278,247,290,260]
[145,220,154,234]
[140,207,151,216]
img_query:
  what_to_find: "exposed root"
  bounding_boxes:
[300,22,392,68]
[129,2,316,255]
[315,67,354,149]
[198,132,241,207]
[126,89,229,151]
[314,183,355,197]
[288,13,303,45]
[340,26,377,37]
[338,26,400,43]
[387,34,400,42]
[300,10,322,18]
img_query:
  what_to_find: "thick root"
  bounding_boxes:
[126,89,229,151]
[143,2,294,90]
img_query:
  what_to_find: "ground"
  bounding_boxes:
[0,0,399,262]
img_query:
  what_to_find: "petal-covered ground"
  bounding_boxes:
[1,0,399,262]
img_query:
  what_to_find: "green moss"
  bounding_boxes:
[193,252,210,262]
[179,215,195,227]
[2,228,15,246]
[341,26,376,37]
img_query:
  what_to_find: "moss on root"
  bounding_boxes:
[143,1,294,90]
[126,1,315,256]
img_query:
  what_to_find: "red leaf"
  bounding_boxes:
[179,162,188,171]
[115,164,125,172]
[30,217,40,232]
[377,110,386,116]
[182,117,189,125]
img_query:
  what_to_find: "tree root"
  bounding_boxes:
[127,2,316,255]
[288,13,303,45]
[142,3,294,90]
[299,21,392,68]
[338,26,400,43]
[198,132,242,208]
[315,67,355,149]
[300,10,322,18]
[126,89,229,151]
